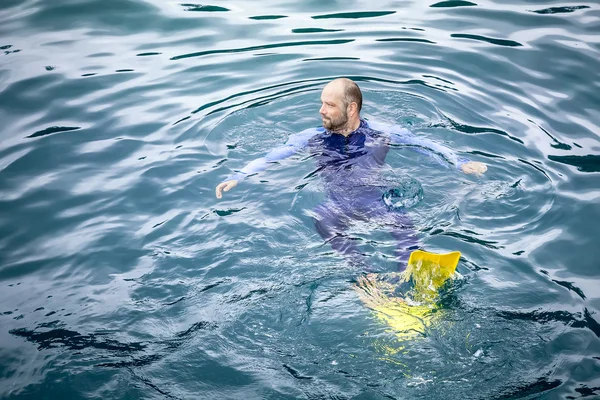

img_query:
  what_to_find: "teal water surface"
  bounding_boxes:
[1,1,599,399]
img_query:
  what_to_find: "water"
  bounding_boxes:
[1,0,599,398]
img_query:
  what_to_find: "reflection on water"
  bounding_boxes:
[1,0,599,398]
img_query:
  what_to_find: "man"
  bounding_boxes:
[215,78,487,270]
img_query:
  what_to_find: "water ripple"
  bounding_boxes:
[531,6,590,15]
[171,39,355,60]
[181,4,230,13]
[431,1,477,7]
[450,33,523,47]
[26,125,81,138]
[311,11,397,19]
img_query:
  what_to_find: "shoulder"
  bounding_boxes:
[286,127,322,145]
[365,119,411,135]
[363,120,392,141]
[366,121,413,139]
[364,119,389,133]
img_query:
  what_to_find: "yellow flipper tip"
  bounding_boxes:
[404,250,461,300]
[407,250,461,275]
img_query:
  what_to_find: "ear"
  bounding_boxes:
[347,102,358,117]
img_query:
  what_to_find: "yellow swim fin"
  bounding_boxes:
[407,250,461,269]
[403,250,461,301]
[355,250,461,341]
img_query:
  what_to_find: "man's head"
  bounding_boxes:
[319,78,362,132]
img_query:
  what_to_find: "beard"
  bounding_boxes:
[322,110,348,132]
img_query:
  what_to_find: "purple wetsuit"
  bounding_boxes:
[224,119,469,270]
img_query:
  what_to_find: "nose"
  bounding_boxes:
[319,104,326,116]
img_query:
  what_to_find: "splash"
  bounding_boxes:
[355,256,459,340]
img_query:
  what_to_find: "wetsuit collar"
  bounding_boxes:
[325,118,366,136]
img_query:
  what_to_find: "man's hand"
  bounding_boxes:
[461,161,487,176]
[215,180,238,199]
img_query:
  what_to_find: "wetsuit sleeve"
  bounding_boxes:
[223,128,316,182]
[366,120,469,170]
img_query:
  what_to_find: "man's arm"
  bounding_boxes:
[366,120,487,175]
[215,128,317,198]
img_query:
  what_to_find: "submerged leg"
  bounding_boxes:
[387,212,420,270]
[313,200,365,266]
[313,192,420,270]
[362,199,420,271]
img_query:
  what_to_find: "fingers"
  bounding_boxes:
[462,162,487,176]
[215,183,224,199]
[461,163,473,174]
[473,162,487,176]
[215,180,238,199]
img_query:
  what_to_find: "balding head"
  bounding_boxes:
[320,78,363,134]
[324,78,362,113]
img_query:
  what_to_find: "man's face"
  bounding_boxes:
[319,86,348,131]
